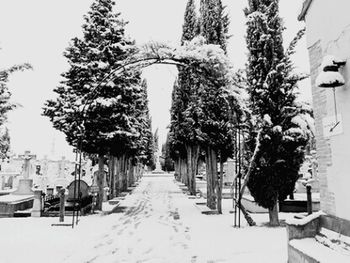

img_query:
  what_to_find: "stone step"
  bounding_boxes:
[315,227,350,255]
[289,238,350,263]
[194,201,219,215]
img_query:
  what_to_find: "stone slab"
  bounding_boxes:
[0,194,34,204]
[0,189,15,196]
[0,195,34,217]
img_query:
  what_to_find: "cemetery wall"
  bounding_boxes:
[303,0,350,220]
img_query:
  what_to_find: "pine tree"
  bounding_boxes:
[43,0,140,209]
[245,0,312,226]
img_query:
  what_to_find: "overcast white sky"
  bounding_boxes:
[0,0,310,161]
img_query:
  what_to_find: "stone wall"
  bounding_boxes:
[308,40,336,216]
[305,0,350,220]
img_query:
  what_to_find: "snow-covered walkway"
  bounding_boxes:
[0,173,291,263]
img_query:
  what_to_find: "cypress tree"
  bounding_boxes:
[198,0,233,210]
[43,0,140,209]
[245,0,312,225]
[168,0,201,192]
[179,0,201,195]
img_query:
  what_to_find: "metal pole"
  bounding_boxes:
[76,146,82,225]
[333,87,338,122]
[59,189,66,222]
[238,127,241,228]
[72,148,78,228]
[234,129,238,227]
[330,88,340,132]
[306,184,312,215]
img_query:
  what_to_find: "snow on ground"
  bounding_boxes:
[0,173,298,263]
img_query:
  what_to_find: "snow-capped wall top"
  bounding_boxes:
[286,211,326,226]
[316,71,345,88]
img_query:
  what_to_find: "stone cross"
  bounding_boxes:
[41,155,49,177]
[18,151,36,179]
[58,156,66,178]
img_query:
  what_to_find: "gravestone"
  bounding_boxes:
[46,187,54,197]
[56,185,63,195]
[224,158,235,186]
[67,180,90,200]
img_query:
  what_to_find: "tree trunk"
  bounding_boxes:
[238,129,262,202]
[237,201,256,226]
[206,146,217,210]
[137,163,142,181]
[121,155,128,191]
[114,156,120,197]
[108,156,115,198]
[179,159,183,183]
[217,157,224,214]
[174,158,180,181]
[96,153,104,210]
[268,197,280,226]
[180,158,187,185]
[186,145,200,196]
[231,129,261,226]
[127,159,135,187]
[140,163,144,179]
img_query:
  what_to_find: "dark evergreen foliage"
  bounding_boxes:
[245,0,312,211]
[43,0,141,156]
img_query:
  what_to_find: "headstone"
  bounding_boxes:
[31,190,42,217]
[46,187,54,198]
[56,185,63,194]
[66,180,89,200]
[6,175,14,189]
[224,158,235,185]
[13,179,34,195]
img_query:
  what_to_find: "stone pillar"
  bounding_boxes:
[59,189,65,222]
[31,190,43,217]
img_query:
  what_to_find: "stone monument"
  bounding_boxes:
[13,151,35,195]
[152,148,164,174]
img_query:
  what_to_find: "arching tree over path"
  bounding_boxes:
[44,31,246,213]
